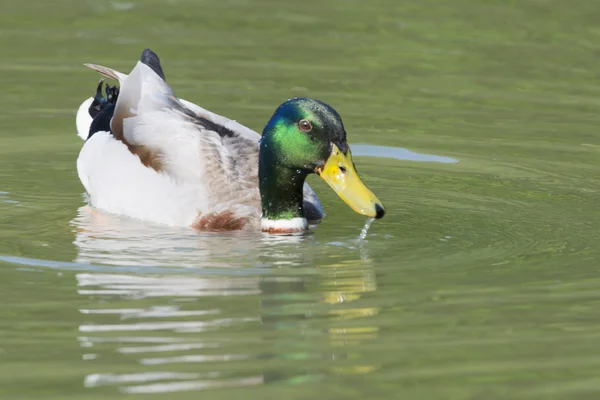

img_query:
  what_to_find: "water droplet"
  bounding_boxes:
[358,217,375,241]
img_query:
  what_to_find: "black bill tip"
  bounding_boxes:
[375,203,385,219]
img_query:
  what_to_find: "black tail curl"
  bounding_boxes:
[87,79,119,140]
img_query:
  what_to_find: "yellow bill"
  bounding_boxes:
[316,144,385,219]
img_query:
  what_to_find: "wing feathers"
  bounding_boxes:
[140,48,166,81]
[84,63,127,83]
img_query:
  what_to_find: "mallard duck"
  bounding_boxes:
[75,49,384,233]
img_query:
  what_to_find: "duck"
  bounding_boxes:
[75,49,384,234]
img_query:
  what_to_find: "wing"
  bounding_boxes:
[108,61,259,211]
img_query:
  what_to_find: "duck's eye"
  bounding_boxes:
[298,119,312,133]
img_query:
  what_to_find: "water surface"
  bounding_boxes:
[1,1,600,399]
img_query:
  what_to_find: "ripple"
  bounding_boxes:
[351,144,458,163]
[0,255,269,276]
[0,191,22,206]
[76,273,261,298]
[117,343,216,354]
[121,376,264,394]
[110,2,135,11]
[85,372,202,388]
[78,320,247,333]
[79,306,219,318]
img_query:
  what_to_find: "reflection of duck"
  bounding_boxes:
[257,254,378,331]
[319,260,380,377]
[317,260,379,339]
[76,269,265,393]
[71,205,311,268]
[71,212,381,392]
[75,49,384,234]
[257,255,380,380]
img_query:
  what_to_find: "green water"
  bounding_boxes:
[1,0,600,398]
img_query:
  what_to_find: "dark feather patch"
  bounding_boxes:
[88,103,115,140]
[87,81,120,140]
[165,95,238,139]
[140,48,166,81]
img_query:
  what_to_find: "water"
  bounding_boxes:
[2,1,600,399]
[352,144,457,164]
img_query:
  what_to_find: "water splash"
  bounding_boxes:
[358,218,375,241]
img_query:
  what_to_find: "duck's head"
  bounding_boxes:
[259,98,384,233]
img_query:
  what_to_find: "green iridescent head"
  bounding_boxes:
[258,98,384,228]
[260,98,348,172]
